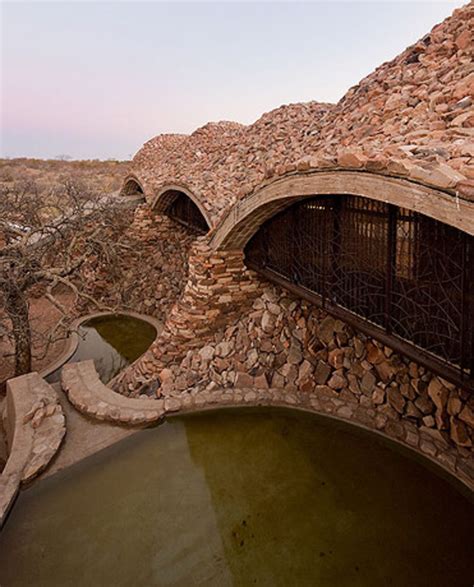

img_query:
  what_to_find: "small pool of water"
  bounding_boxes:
[0,408,473,586]
[47,314,156,384]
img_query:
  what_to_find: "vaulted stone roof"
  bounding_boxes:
[127,1,474,227]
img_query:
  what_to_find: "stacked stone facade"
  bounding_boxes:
[79,205,195,321]
[113,240,263,393]
[113,231,473,463]
[172,285,473,451]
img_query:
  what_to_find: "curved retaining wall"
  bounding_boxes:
[0,373,66,527]
[62,361,166,425]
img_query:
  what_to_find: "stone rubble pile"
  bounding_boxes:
[150,284,473,451]
[129,2,473,224]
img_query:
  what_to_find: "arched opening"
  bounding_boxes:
[211,171,474,250]
[160,190,209,233]
[121,178,144,197]
[244,194,474,388]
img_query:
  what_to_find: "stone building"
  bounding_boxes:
[116,1,474,471]
[1,1,474,527]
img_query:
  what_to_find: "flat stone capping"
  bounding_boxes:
[40,310,162,381]
[1,373,66,527]
[61,360,165,425]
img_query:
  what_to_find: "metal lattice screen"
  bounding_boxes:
[165,191,209,233]
[245,195,473,385]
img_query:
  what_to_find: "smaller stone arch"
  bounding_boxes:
[152,185,211,233]
[120,176,145,198]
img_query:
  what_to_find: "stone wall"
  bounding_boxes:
[112,240,263,394]
[142,281,473,455]
[80,205,195,321]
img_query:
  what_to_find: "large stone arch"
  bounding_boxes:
[211,171,474,250]
[151,184,212,230]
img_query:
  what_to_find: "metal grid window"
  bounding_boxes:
[245,195,473,388]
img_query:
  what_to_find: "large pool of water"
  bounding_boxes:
[0,408,473,586]
[47,314,157,384]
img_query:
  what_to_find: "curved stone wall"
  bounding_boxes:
[61,360,165,425]
[1,373,66,526]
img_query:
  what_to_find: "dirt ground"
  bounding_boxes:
[0,289,76,387]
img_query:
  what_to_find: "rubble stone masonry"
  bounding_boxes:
[112,239,263,393]
[114,233,473,469]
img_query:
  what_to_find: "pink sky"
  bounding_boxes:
[1,1,465,160]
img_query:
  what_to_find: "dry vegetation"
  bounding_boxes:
[0,158,130,388]
[0,158,130,196]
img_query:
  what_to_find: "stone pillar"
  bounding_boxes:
[113,238,263,394]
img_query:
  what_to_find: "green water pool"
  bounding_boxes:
[47,314,157,384]
[0,408,472,586]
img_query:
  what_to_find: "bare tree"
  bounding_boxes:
[0,178,136,377]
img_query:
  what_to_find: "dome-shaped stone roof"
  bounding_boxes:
[127,1,473,226]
